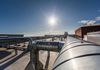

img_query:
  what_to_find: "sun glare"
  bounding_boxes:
[48,16,57,26]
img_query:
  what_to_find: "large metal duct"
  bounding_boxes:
[53,36,100,70]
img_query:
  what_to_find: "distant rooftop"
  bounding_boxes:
[81,24,100,28]
[75,24,100,38]
[0,34,24,38]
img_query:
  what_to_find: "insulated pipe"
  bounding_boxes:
[53,36,100,70]
[34,45,59,52]
[26,39,64,70]
[27,40,64,70]
[32,41,64,52]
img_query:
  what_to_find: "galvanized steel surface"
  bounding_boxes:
[53,36,100,70]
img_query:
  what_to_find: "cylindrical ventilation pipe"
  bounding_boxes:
[53,36,100,70]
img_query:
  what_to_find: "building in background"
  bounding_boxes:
[0,34,24,38]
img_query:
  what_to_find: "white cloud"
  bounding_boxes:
[98,10,100,12]
[78,16,100,26]
[78,20,89,24]
[95,16,100,21]
[87,20,96,25]
[78,20,96,25]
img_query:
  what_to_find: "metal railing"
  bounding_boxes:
[25,39,64,70]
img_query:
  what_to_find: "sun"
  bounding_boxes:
[48,16,57,26]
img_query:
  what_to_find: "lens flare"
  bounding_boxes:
[48,16,57,26]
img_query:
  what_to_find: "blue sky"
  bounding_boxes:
[0,0,100,36]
